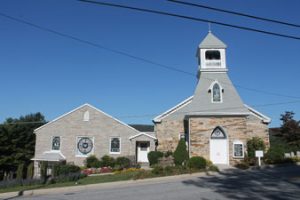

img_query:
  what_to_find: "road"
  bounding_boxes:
[15,165,300,200]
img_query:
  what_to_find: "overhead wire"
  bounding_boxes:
[0,7,299,100]
[78,0,300,40]
[168,0,300,28]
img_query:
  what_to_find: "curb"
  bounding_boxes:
[0,171,217,199]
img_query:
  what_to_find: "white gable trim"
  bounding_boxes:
[153,96,193,123]
[34,103,139,133]
[129,132,157,140]
[244,104,271,124]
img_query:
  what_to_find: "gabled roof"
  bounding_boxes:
[31,151,66,162]
[34,103,139,133]
[153,96,193,123]
[129,132,157,140]
[153,95,271,124]
[199,32,227,49]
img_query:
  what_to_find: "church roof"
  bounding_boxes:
[199,32,227,49]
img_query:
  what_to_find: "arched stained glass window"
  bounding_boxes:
[212,83,221,102]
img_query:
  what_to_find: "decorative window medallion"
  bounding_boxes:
[52,136,60,151]
[77,137,93,155]
[211,127,226,139]
[110,137,120,154]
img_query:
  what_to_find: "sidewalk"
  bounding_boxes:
[0,171,217,199]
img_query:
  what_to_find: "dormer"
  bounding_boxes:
[196,32,227,76]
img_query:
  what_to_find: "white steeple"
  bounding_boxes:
[196,32,227,78]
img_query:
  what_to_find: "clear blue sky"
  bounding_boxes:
[0,0,300,127]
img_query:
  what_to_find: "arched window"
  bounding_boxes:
[212,83,221,102]
[83,111,89,121]
[211,127,226,139]
[205,50,221,60]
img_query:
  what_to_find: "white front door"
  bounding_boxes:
[137,142,150,162]
[210,139,228,164]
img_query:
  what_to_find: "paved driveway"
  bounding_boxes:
[11,165,300,200]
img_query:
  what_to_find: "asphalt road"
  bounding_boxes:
[16,165,300,200]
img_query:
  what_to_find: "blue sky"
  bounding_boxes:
[0,0,299,127]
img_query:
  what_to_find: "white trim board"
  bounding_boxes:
[129,132,157,140]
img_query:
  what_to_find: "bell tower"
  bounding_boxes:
[196,32,227,78]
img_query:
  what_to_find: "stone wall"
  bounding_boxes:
[155,119,184,152]
[155,115,269,166]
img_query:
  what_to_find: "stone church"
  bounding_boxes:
[153,32,271,165]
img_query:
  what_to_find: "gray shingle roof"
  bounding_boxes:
[32,151,66,162]
[199,32,227,49]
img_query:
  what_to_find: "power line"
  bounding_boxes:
[168,0,300,28]
[0,12,194,77]
[0,10,300,100]
[79,0,300,40]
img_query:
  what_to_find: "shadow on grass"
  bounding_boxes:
[182,164,300,200]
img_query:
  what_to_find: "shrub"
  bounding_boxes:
[151,166,164,175]
[235,162,249,170]
[164,151,173,157]
[16,163,25,180]
[85,155,101,168]
[40,161,48,182]
[148,151,164,166]
[264,145,285,164]
[100,155,115,167]
[26,162,34,179]
[115,157,131,170]
[53,164,81,177]
[173,139,189,166]
[247,137,266,158]
[188,157,207,169]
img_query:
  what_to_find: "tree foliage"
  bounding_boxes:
[173,139,189,166]
[278,111,300,149]
[0,113,45,180]
[247,137,266,158]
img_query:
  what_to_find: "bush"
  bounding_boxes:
[26,162,34,179]
[247,137,266,158]
[148,151,164,166]
[40,161,48,182]
[115,157,131,170]
[164,151,173,157]
[16,163,25,180]
[264,145,285,164]
[53,164,81,177]
[187,156,207,169]
[173,139,189,166]
[85,155,101,168]
[100,155,115,167]
[235,162,249,170]
[151,166,164,175]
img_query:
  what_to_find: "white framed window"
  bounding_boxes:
[233,141,244,158]
[52,136,61,151]
[76,136,94,157]
[110,137,121,154]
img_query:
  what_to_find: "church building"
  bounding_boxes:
[153,32,271,165]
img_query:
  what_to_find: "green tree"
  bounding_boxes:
[0,113,45,180]
[173,139,189,166]
[279,111,300,149]
[247,137,266,158]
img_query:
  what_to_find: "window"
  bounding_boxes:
[212,83,221,102]
[52,136,60,151]
[211,127,226,139]
[110,137,120,154]
[77,137,93,156]
[205,50,221,60]
[233,141,244,158]
[83,111,89,121]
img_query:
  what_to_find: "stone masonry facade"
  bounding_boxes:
[155,115,269,166]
